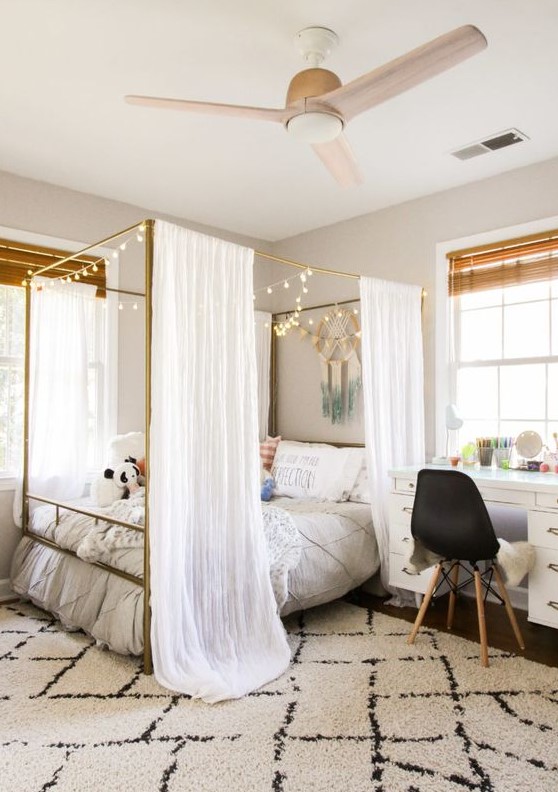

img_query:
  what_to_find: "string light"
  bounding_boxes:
[22,224,144,289]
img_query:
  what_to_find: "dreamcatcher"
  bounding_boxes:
[313,306,361,423]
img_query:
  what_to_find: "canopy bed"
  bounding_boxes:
[9,219,425,702]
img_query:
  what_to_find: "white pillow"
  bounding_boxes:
[271,441,362,502]
[107,431,145,466]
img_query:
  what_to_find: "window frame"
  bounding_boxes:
[0,225,118,484]
[435,213,558,458]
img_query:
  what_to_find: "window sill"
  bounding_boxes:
[0,476,17,492]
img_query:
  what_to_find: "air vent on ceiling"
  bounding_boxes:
[451,128,529,160]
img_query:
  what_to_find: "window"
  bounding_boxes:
[447,228,558,452]
[0,236,110,477]
[0,285,24,473]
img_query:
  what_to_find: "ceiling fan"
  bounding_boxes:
[125,24,487,188]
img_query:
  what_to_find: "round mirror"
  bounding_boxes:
[515,430,543,459]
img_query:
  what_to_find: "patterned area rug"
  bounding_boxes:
[1,599,557,792]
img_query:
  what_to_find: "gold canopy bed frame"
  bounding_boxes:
[18,218,363,675]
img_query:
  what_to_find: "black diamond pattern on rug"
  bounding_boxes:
[1,599,557,791]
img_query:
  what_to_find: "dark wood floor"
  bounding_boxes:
[356,590,558,667]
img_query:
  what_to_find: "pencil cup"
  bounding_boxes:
[493,448,511,469]
[478,447,494,468]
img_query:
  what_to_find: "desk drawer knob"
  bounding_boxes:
[407,482,415,490]
[547,527,558,537]
[402,506,413,514]
[548,601,558,611]
[548,563,558,574]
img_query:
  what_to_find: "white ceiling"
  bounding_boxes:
[2,0,558,242]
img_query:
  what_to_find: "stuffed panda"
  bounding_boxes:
[104,457,142,500]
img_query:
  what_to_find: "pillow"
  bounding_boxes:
[260,435,282,471]
[349,457,371,503]
[107,432,145,467]
[271,441,362,502]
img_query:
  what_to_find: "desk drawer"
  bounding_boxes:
[394,478,418,494]
[528,546,558,628]
[535,491,558,510]
[389,552,432,594]
[529,511,558,551]
[477,486,535,507]
[388,493,414,525]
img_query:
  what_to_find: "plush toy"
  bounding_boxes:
[261,477,274,502]
[104,459,142,500]
[260,462,274,502]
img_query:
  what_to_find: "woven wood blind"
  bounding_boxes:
[0,237,106,296]
[447,228,558,296]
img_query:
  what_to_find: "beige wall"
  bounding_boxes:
[272,156,558,457]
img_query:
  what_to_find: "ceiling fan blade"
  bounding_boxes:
[323,25,487,121]
[312,135,363,188]
[125,95,289,123]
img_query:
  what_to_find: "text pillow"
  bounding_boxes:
[271,441,362,502]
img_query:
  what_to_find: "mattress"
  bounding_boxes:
[11,496,379,655]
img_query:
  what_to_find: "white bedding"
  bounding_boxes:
[10,494,379,655]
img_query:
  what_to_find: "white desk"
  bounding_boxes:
[388,465,558,630]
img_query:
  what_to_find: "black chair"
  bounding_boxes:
[407,468,525,667]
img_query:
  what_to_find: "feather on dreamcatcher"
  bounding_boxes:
[312,306,361,424]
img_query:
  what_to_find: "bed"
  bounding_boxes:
[11,436,379,655]
[10,483,379,655]
[14,219,380,682]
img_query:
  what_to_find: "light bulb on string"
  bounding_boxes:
[92,263,98,272]
[133,303,138,310]
[118,303,123,311]
[284,280,289,289]
[119,242,127,251]
[267,287,272,294]
[112,251,118,259]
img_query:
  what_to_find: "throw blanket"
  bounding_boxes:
[261,505,301,609]
[77,494,301,609]
[77,488,145,562]
[404,537,535,587]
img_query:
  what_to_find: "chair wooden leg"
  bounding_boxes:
[473,568,489,667]
[408,564,442,645]
[492,564,525,650]
[447,561,460,630]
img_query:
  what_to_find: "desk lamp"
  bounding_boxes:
[432,404,463,464]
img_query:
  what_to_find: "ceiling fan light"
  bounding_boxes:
[287,112,343,144]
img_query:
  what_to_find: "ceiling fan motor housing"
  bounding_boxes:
[286,68,342,107]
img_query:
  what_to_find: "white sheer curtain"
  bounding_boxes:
[29,279,92,501]
[150,221,290,702]
[254,310,272,441]
[360,277,425,603]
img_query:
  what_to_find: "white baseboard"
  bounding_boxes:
[0,579,15,602]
